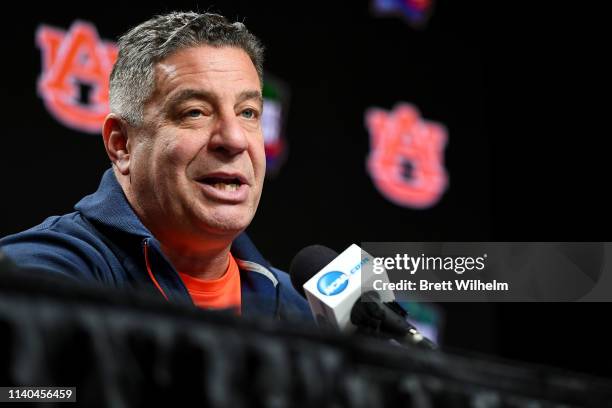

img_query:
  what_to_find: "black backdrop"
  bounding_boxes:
[1,1,609,377]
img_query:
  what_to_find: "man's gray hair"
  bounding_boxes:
[109,11,264,126]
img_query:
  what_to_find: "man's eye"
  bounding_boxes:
[241,109,258,119]
[185,109,203,118]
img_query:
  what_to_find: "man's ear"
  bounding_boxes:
[102,113,131,175]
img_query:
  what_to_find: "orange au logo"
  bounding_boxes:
[36,21,118,133]
[366,103,448,209]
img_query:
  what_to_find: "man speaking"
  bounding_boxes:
[1,11,310,321]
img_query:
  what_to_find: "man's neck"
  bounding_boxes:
[161,242,232,280]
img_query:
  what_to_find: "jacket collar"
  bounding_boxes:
[74,168,280,296]
[75,168,152,238]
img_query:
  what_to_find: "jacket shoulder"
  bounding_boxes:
[0,213,115,284]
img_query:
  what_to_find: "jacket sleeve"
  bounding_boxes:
[271,267,315,324]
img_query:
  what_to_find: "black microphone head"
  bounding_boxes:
[289,245,339,298]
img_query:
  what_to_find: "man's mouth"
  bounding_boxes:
[196,173,250,202]
[199,176,244,192]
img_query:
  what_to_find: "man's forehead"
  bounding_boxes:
[144,46,262,117]
[157,61,179,79]
[153,46,259,87]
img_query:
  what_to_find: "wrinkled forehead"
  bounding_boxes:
[151,45,261,97]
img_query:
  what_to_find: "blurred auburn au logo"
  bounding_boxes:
[366,103,448,209]
[36,21,118,133]
[371,0,434,28]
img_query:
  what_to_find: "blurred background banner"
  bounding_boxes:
[0,0,608,378]
[2,1,489,256]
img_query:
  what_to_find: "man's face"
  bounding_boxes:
[127,46,265,248]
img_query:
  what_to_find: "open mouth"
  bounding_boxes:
[198,176,245,192]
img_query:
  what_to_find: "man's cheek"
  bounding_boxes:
[261,147,267,174]
[165,143,192,165]
[159,132,198,162]
[254,141,266,176]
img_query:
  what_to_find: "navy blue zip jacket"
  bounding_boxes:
[0,169,311,322]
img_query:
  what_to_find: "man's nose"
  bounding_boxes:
[208,112,249,156]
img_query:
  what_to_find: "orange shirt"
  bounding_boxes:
[178,254,241,314]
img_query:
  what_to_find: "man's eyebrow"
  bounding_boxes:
[236,90,263,108]
[163,89,215,112]
[162,89,263,112]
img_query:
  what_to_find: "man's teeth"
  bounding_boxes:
[213,183,239,191]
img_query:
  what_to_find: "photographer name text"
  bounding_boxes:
[374,279,509,292]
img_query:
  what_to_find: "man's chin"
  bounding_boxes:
[195,212,253,238]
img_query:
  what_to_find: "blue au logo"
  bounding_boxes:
[317,271,349,296]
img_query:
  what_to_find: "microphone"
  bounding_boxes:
[289,244,436,349]
[290,244,338,298]
[351,291,437,349]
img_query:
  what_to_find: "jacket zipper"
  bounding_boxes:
[143,239,169,301]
